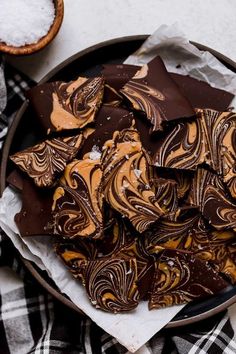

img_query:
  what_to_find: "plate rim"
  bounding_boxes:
[1,34,236,328]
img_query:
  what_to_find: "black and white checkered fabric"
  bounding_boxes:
[0,60,236,354]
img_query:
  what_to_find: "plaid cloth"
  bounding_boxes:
[1,60,236,354]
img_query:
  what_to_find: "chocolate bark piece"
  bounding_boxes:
[26,76,104,134]
[55,239,98,280]
[10,131,92,188]
[154,109,236,199]
[207,230,236,284]
[152,177,178,214]
[15,177,54,237]
[52,156,103,239]
[101,127,164,233]
[83,258,140,313]
[145,208,212,261]
[149,249,228,309]
[187,168,236,231]
[7,169,24,191]
[120,56,195,132]
[78,106,134,157]
[103,84,123,107]
[170,73,234,111]
[102,64,139,91]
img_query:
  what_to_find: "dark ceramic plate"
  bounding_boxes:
[1,35,236,328]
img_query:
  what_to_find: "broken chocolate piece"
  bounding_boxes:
[170,73,234,111]
[52,156,103,239]
[187,168,236,231]
[154,109,236,199]
[10,131,92,188]
[101,127,164,233]
[83,258,140,313]
[149,249,228,309]
[102,64,139,91]
[15,177,54,236]
[27,76,104,134]
[120,56,195,132]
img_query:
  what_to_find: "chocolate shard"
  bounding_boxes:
[170,73,234,111]
[15,177,54,237]
[144,207,213,261]
[187,168,236,231]
[26,76,104,134]
[102,64,234,111]
[152,177,178,214]
[154,109,236,199]
[102,64,139,91]
[103,84,123,107]
[7,169,24,192]
[149,249,228,309]
[10,131,92,188]
[52,156,103,239]
[83,257,140,313]
[208,230,236,284]
[78,106,134,157]
[120,56,195,132]
[101,127,164,233]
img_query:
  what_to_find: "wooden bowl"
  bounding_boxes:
[0,0,64,56]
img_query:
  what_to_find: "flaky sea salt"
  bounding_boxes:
[0,0,55,47]
[89,145,102,160]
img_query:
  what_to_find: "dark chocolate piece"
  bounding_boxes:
[101,127,164,233]
[149,249,228,309]
[7,169,24,191]
[15,177,54,236]
[102,64,139,91]
[78,106,134,157]
[187,168,236,231]
[170,73,234,111]
[10,131,91,188]
[120,56,195,132]
[144,208,212,261]
[52,157,103,239]
[83,258,140,313]
[27,76,104,134]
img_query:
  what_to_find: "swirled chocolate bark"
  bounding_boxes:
[10,131,92,188]
[120,57,195,132]
[154,109,236,199]
[27,76,104,134]
[52,156,103,239]
[187,168,236,231]
[83,257,140,313]
[101,127,164,233]
[149,249,228,309]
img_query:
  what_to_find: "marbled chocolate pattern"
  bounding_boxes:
[188,168,236,231]
[50,77,104,131]
[101,128,164,233]
[149,250,227,309]
[52,157,103,239]
[154,109,236,199]
[84,258,139,313]
[10,132,90,187]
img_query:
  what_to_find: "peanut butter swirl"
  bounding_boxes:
[101,128,164,233]
[50,77,104,131]
[154,109,236,199]
[188,168,236,231]
[149,250,227,309]
[84,258,139,313]
[10,132,91,188]
[52,157,103,239]
[145,210,212,261]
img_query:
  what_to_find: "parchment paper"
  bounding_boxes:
[1,25,236,352]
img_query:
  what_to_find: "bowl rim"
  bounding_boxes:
[0,0,64,56]
[1,34,236,327]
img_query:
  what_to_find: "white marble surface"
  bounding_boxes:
[7,0,236,82]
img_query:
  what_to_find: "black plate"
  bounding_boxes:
[1,35,236,328]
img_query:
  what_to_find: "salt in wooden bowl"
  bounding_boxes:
[0,0,64,56]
